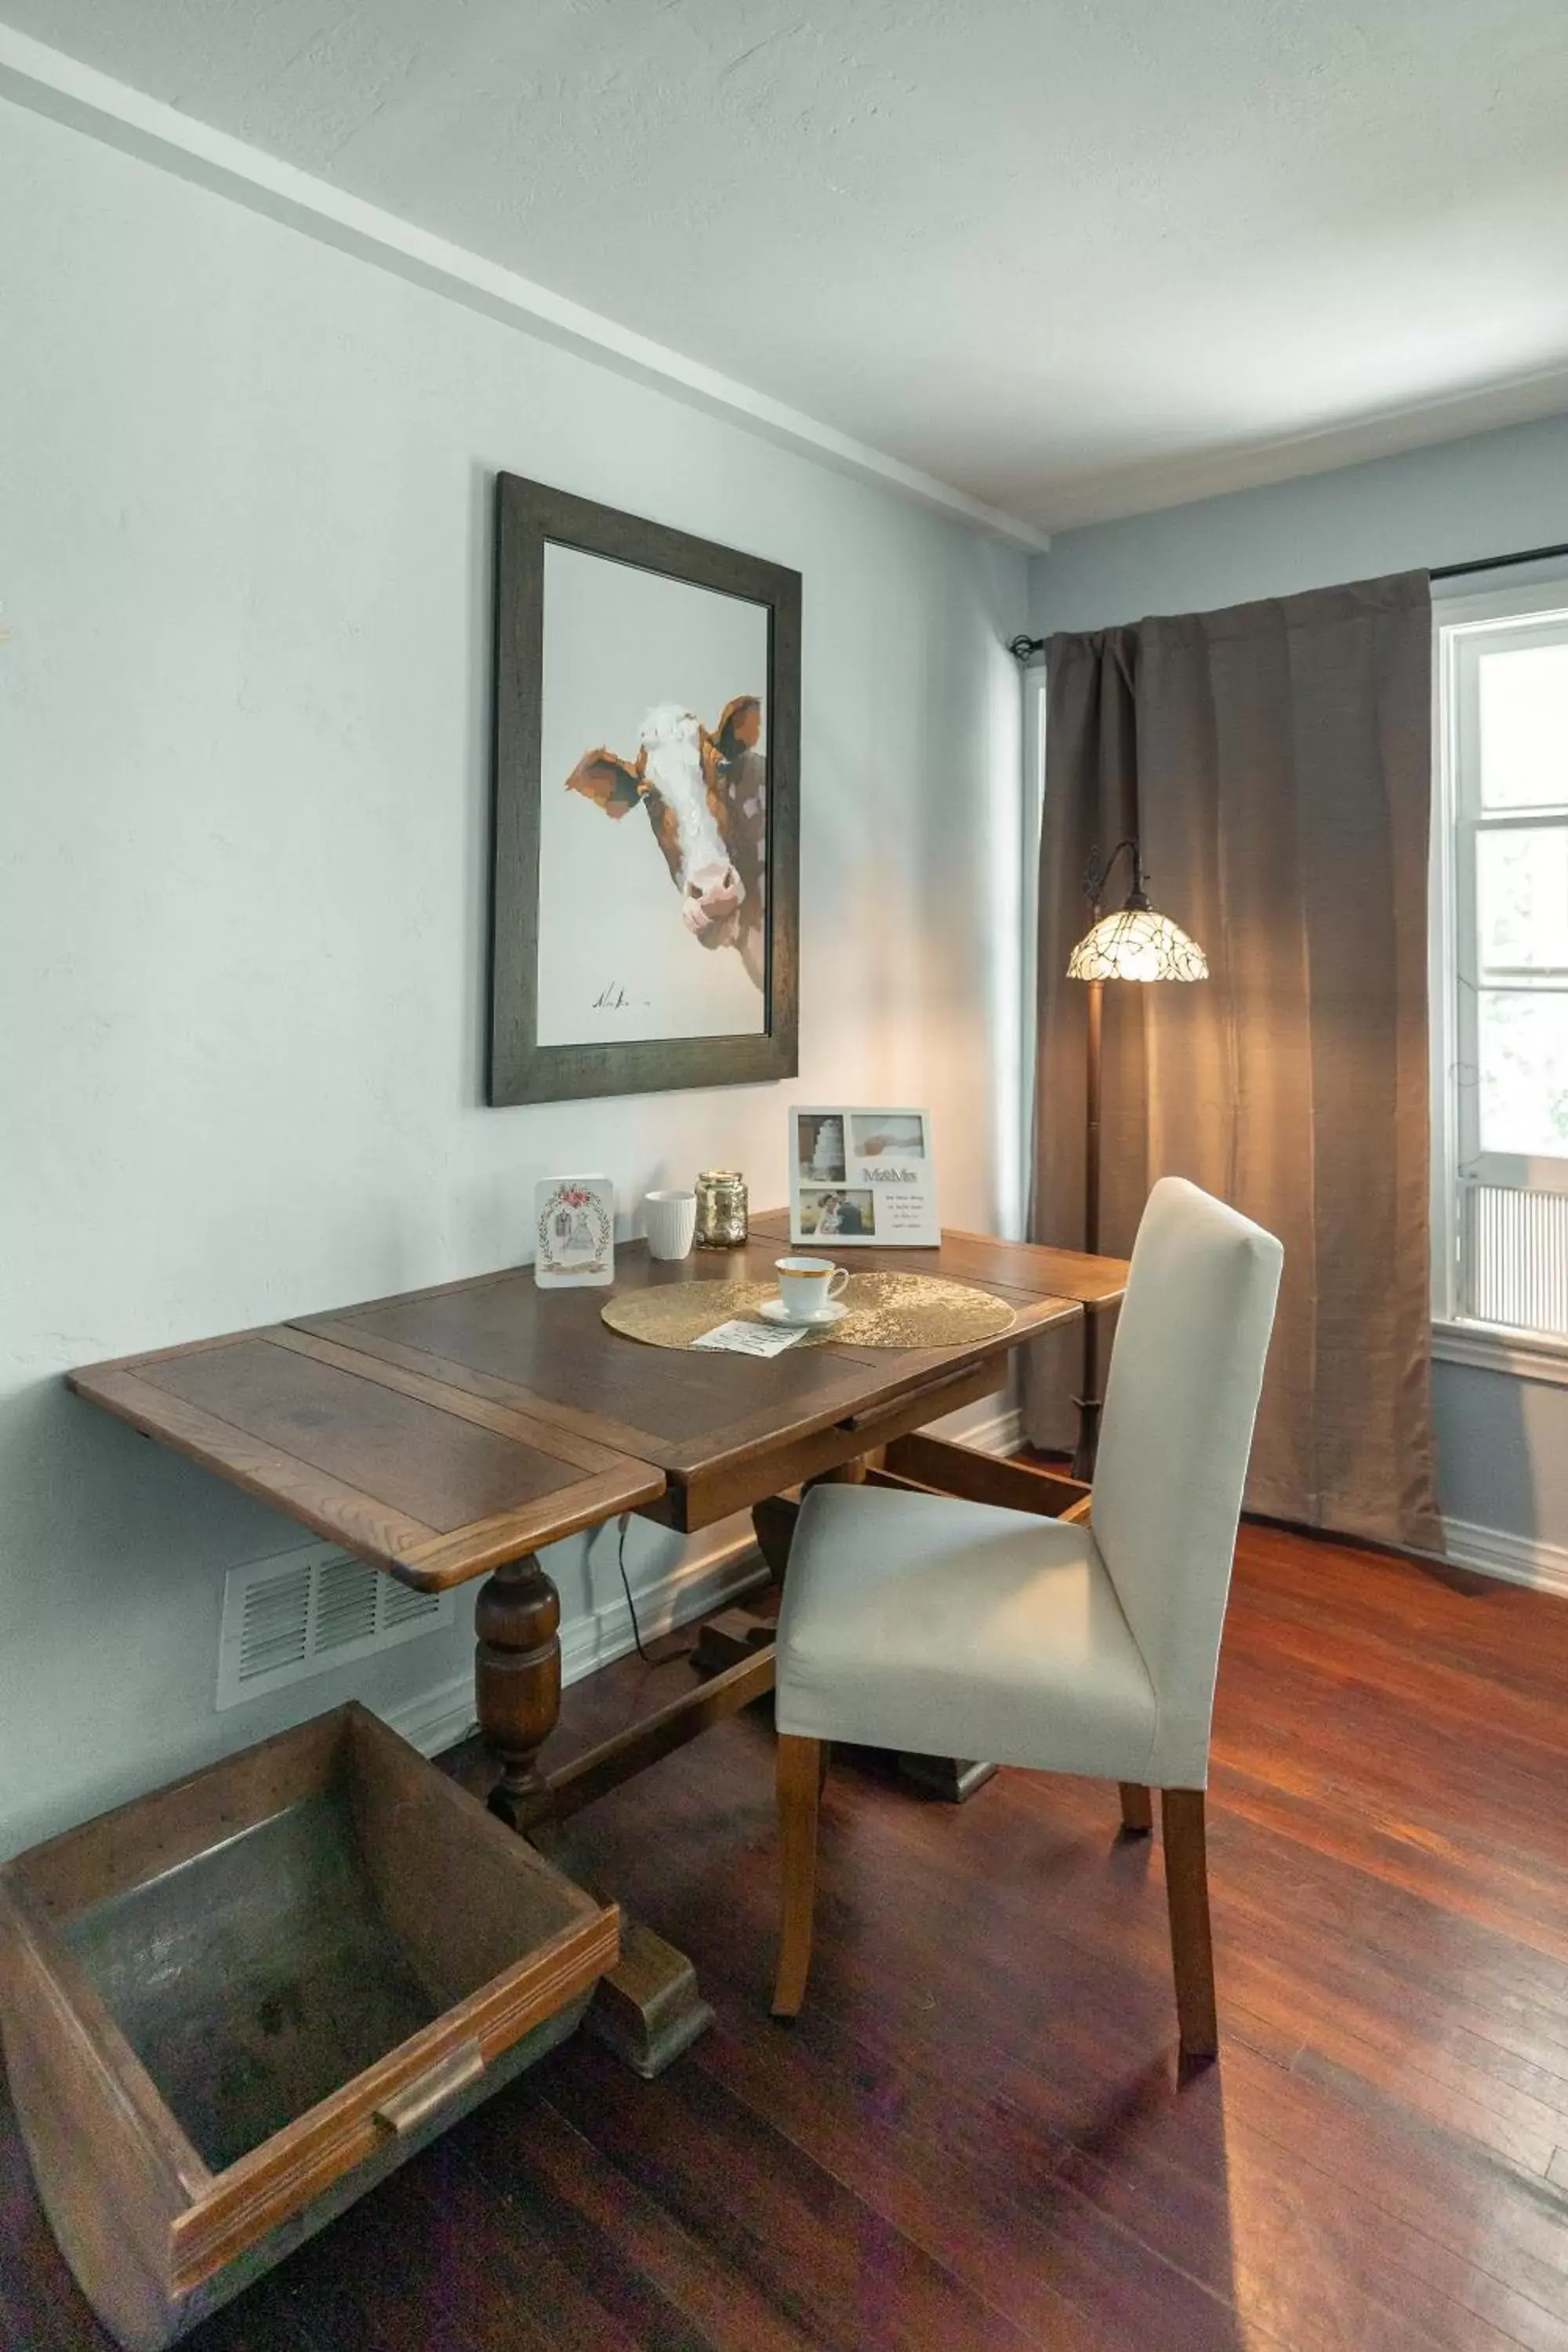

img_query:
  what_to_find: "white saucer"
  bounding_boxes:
[759,1297,849,1330]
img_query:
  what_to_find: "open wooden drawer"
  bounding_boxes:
[0,1703,618,2350]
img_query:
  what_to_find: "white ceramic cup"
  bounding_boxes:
[643,1189,698,1261]
[775,1255,850,1322]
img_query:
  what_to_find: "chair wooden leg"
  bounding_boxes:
[1161,1788,1218,2060]
[1118,1782,1152,1835]
[773,1734,822,2018]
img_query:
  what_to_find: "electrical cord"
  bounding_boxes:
[615,1512,694,1665]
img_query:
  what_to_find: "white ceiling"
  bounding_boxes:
[7,0,1568,535]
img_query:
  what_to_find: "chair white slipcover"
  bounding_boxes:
[776,1177,1284,1792]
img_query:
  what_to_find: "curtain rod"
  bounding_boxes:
[1430,539,1568,581]
[1007,539,1568,659]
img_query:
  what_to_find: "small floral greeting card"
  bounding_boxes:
[535,1175,616,1288]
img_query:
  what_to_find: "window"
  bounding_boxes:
[1433,583,1568,1349]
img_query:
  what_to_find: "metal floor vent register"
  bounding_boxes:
[218,1544,452,1708]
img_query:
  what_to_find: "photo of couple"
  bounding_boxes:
[798,1186,875,1237]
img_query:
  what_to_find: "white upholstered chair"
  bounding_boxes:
[771,1176,1283,2059]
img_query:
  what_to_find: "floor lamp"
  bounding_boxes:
[1066,839,1207,1479]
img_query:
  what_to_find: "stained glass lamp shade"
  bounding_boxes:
[1067,904,1208,982]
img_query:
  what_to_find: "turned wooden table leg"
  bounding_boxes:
[753,1494,800,1584]
[474,1552,561,1833]
[821,1451,999,1805]
[477,1548,717,2075]
[750,1453,874,1596]
[699,1455,871,1671]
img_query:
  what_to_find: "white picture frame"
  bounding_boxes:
[535,1174,616,1287]
[788,1108,939,1248]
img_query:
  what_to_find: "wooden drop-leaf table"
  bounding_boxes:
[69,1212,1126,2073]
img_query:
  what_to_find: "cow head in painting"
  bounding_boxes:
[564,696,767,989]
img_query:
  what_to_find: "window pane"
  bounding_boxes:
[1479,990,1568,1156]
[1478,641,1568,808]
[1476,826,1568,977]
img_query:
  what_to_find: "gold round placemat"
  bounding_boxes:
[601,1270,1014,1351]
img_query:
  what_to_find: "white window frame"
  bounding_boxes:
[1432,576,1568,1377]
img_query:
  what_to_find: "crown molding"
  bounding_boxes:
[0,26,1050,556]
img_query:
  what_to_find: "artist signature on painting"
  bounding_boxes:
[592,980,650,1011]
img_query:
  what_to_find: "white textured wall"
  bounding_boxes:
[1028,413,1568,1563]
[0,98,1027,1857]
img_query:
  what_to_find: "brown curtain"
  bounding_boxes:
[1024,572,1443,1556]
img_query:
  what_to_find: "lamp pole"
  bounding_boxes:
[1071,840,1140,1482]
[1063,837,1207,1484]
[1072,965,1105,1481]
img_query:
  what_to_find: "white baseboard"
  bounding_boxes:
[927,1399,1023,1456]
[381,1527,767,1759]
[558,1529,769,1685]
[1439,1517,1568,1600]
[383,1671,482,1759]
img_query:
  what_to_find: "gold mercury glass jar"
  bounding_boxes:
[695,1170,749,1250]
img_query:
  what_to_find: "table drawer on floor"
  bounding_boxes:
[0,1702,618,2350]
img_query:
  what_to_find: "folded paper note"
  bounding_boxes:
[691,1318,808,1357]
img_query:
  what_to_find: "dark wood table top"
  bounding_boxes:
[69,1221,1127,1585]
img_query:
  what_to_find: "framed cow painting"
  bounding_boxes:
[488,474,800,1105]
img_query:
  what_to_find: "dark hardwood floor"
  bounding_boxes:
[8,1523,1568,2350]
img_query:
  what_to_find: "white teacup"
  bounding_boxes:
[644,1189,697,1261]
[775,1255,849,1322]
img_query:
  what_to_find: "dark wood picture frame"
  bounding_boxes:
[488,474,800,1106]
